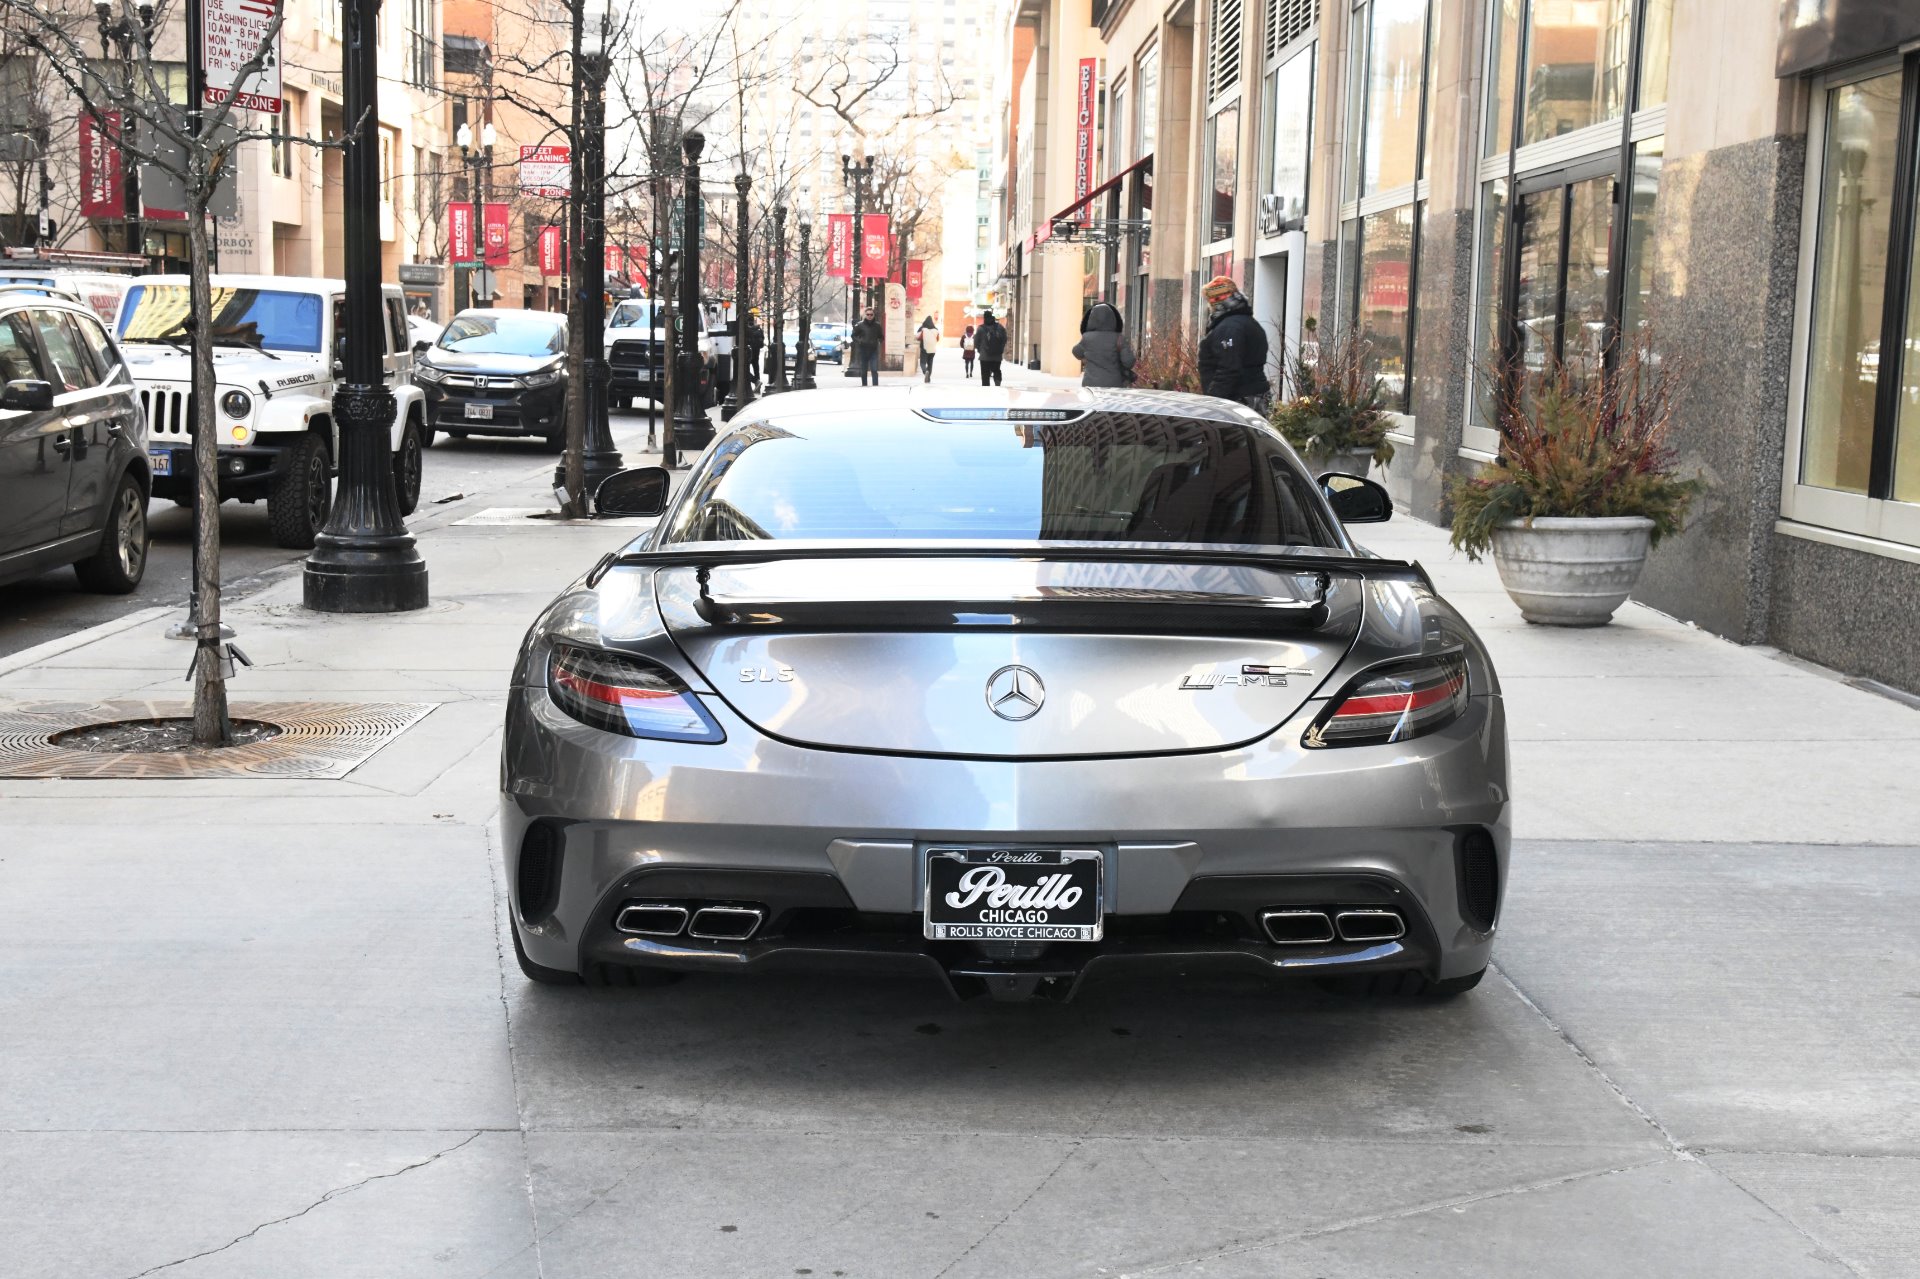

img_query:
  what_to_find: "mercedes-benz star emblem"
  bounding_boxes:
[985,665,1045,721]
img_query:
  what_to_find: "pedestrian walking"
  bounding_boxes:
[974,309,1008,387]
[1197,276,1271,412]
[744,308,765,392]
[1070,301,1135,388]
[915,315,940,383]
[850,307,884,386]
[962,324,976,378]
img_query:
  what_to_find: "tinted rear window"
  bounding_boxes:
[664,413,1337,548]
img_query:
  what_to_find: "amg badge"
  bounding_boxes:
[1180,664,1315,690]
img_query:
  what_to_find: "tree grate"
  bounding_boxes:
[0,701,438,780]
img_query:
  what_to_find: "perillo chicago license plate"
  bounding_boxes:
[924,848,1103,942]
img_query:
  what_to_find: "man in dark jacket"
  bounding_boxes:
[974,310,1009,386]
[1197,275,1270,410]
[744,309,765,391]
[849,308,884,386]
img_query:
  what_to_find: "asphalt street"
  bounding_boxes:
[0,406,676,661]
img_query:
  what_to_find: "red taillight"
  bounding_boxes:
[548,645,724,742]
[1305,651,1469,747]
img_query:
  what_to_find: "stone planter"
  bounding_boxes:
[1488,516,1656,627]
[1309,448,1376,478]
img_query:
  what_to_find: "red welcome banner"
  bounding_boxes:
[483,202,510,267]
[826,213,852,279]
[79,111,124,218]
[859,213,890,280]
[450,203,475,262]
[906,259,924,301]
[1074,58,1098,223]
[628,243,648,292]
[605,245,624,277]
[538,225,563,276]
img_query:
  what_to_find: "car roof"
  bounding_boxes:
[0,292,112,323]
[722,385,1267,433]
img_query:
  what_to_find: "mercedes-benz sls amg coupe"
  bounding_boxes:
[501,387,1508,1001]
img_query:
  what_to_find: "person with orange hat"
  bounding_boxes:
[1197,274,1270,412]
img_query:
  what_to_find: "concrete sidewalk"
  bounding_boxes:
[1,420,1916,1277]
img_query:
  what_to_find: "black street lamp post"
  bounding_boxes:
[769,203,788,393]
[721,170,752,420]
[456,118,494,310]
[303,0,428,612]
[93,1,155,258]
[792,211,815,390]
[839,153,875,376]
[669,130,708,461]
[557,38,622,500]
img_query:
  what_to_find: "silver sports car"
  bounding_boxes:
[502,387,1508,1001]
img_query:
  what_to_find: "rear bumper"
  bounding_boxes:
[501,688,1510,997]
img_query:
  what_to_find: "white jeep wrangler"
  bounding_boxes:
[115,275,427,549]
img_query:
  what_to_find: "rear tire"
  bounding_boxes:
[394,418,423,516]
[511,923,582,986]
[73,472,148,593]
[268,432,332,549]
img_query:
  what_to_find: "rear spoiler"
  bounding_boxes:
[598,545,1432,633]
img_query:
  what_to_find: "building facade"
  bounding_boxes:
[1000,0,1920,693]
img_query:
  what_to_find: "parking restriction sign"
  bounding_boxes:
[200,0,283,114]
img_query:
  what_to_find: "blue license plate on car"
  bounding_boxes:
[149,449,172,476]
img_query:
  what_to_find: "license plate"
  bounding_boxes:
[464,402,494,420]
[924,849,1103,941]
[148,449,172,476]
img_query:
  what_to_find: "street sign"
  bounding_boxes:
[200,0,284,114]
[519,144,570,198]
[140,118,239,219]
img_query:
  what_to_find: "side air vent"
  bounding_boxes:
[517,821,563,921]
[1457,828,1500,931]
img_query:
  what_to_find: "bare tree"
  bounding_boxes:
[794,32,958,138]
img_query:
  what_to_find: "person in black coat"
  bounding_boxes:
[974,310,1009,386]
[1197,275,1271,411]
[744,309,765,391]
[849,308,884,386]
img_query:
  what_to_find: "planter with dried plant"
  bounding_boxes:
[1450,346,1703,626]
[1130,332,1203,393]
[1268,328,1396,475]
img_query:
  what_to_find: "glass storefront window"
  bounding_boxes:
[1476,179,1508,365]
[1484,0,1520,156]
[1111,81,1128,182]
[1259,70,1277,198]
[1355,204,1416,405]
[1621,137,1664,348]
[1358,0,1427,195]
[1639,0,1672,109]
[1272,47,1315,225]
[1521,0,1631,145]
[1137,45,1159,161]
[1801,71,1901,497]
[1206,103,1239,244]
[1899,198,1920,504]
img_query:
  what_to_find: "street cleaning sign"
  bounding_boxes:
[519,145,570,199]
[200,0,284,114]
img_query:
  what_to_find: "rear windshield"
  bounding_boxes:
[664,413,1338,548]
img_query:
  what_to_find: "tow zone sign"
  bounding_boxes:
[201,0,283,114]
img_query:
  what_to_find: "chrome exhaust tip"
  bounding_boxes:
[1261,909,1335,945]
[688,905,765,941]
[1335,909,1406,942]
[615,903,690,937]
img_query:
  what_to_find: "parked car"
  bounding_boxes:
[604,296,718,420]
[0,266,138,327]
[116,275,427,548]
[414,309,569,451]
[500,388,1509,998]
[809,323,843,364]
[0,289,149,593]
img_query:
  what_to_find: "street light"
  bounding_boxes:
[303,0,428,613]
[557,5,622,501]
[792,209,816,391]
[839,152,875,376]
[669,130,709,462]
[769,203,788,393]
[722,170,753,420]
[94,0,156,258]
[455,118,495,309]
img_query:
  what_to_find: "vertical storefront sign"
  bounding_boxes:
[538,225,563,276]
[860,213,890,279]
[1075,58,1098,223]
[450,202,475,262]
[629,243,648,291]
[79,111,124,218]
[826,213,852,278]
[483,202,510,267]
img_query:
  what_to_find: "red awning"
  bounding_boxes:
[1029,154,1154,252]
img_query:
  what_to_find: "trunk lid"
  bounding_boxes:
[656,556,1361,759]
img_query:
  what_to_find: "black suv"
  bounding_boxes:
[0,290,150,593]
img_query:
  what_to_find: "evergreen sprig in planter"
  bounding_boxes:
[1270,326,1395,476]
[1450,349,1702,627]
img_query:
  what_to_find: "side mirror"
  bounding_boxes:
[1320,472,1393,523]
[594,466,671,518]
[0,378,55,411]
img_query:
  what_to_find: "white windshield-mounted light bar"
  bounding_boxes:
[916,408,1084,422]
